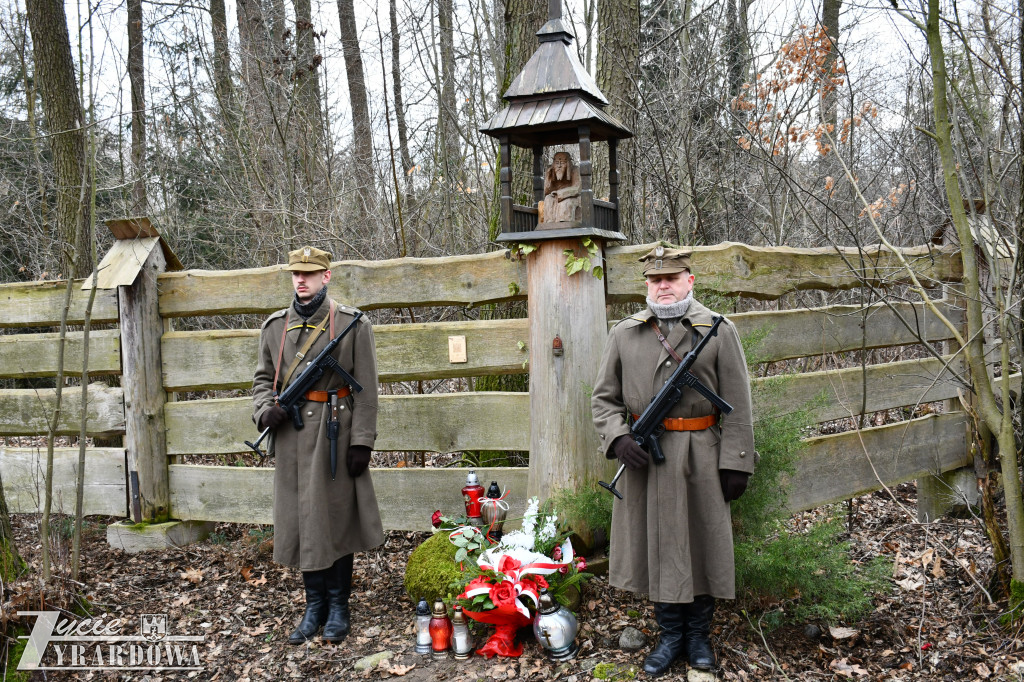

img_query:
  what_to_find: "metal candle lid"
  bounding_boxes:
[537,588,560,615]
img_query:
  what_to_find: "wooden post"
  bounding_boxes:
[119,247,170,522]
[526,238,609,500]
[578,125,594,228]
[499,136,513,234]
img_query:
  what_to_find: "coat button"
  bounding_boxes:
[665,361,671,366]
[339,405,345,410]
[740,451,747,457]
[307,411,314,417]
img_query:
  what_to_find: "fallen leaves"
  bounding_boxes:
[180,567,204,584]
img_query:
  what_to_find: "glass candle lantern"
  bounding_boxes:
[450,606,473,659]
[532,588,579,661]
[414,598,432,654]
[428,600,453,659]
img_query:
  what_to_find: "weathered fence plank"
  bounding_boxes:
[730,301,962,363]
[606,243,962,301]
[159,301,960,392]
[0,329,121,379]
[169,465,529,528]
[0,384,124,436]
[0,280,119,328]
[167,413,968,527]
[164,392,531,455]
[161,319,530,391]
[753,356,964,423]
[157,251,528,317]
[785,412,968,511]
[0,447,126,516]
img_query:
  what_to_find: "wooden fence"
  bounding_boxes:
[2,240,1017,531]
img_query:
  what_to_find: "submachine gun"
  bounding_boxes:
[599,315,734,500]
[245,311,364,479]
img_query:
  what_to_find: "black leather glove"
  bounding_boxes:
[720,469,750,502]
[347,445,372,478]
[612,435,649,470]
[259,405,288,430]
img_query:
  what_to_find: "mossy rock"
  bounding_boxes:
[404,531,465,603]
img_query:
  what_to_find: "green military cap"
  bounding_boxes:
[285,246,332,272]
[639,245,692,275]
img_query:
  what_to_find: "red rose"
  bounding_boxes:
[558,565,568,574]
[551,546,562,561]
[431,510,443,528]
[576,558,587,572]
[490,580,517,607]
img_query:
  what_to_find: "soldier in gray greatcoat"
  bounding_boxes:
[591,246,755,675]
[252,246,384,645]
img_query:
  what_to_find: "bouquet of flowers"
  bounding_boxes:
[445,497,590,658]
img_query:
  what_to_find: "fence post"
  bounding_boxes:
[118,246,170,522]
[526,239,609,501]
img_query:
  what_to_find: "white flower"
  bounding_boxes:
[499,530,535,550]
[538,517,557,543]
[521,496,540,538]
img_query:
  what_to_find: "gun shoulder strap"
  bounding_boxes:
[648,319,685,364]
[277,300,337,391]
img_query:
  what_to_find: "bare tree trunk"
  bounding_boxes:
[293,0,325,190]
[210,0,234,122]
[26,0,92,279]
[597,0,639,236]
[390,0,413,182]
[924,0,1024,589]
[0,470,25,582]
[337,0,377,220]
[128,0,147,213]
[820,0,841,133]
[438,0,459,181]
[488,0,545,242]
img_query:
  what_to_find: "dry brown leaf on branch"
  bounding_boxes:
[180,567,204,583]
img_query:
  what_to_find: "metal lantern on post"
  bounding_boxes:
[414,598,432,654]
[532,588,579,661]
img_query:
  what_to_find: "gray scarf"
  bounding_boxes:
[646,292,693,332]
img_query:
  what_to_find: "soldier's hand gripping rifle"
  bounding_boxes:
[599,315,734,500]
[245,312,364,459]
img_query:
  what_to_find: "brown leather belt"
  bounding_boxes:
[305,387,351,402]
[631,413,718,431]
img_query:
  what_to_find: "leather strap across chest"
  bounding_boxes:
[272,300,338,394]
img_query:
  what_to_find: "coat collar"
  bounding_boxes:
[647,298,720,367]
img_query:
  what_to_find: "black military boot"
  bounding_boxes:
[288,569,329,644]
[323,554,353,643]
[642,603,687,676]
[684,595,716,670]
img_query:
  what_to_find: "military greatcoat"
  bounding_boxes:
[253,296,384,571]
[591,298,755,603]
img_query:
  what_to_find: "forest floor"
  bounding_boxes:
[2,482,1023,682]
